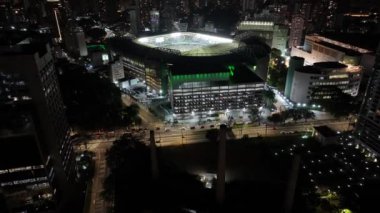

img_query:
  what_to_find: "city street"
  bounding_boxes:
[85,138,114,213]
[150,119,352,147]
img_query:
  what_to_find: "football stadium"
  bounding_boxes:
[108,32,270,118]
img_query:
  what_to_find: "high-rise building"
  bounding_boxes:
[64,20,88,57]
[241,0,255,12]
[356,45,380,155]
[45,0,66,42]
[236,21,289,52]
[150,8,160,32]
[288,14,305,48]
[285,56,304,98]
[0,39,77,211]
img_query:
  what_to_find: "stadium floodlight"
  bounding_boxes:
[171,32,181,37]
[155,37,164,43]
[138,37,148,43]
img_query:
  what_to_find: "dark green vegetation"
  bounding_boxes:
[267,49,287,91]
[267,108,316,126]
[160,136,300,212]
[57,63,140,130]
[312,86,359,118]
[274,133,380,213]
[263,89,276,107]
[102,134,211,213]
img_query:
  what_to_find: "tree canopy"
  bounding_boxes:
[312,86,359,118]
[57,63,124,130]
[263,90,276,107]
[103,134,211,213]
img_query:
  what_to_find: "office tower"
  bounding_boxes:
[241,0,255,12]
[285,56,304,98]
[129,9,139,35]
[288,14,304,48]
[0,39,76,211]
[45,0,66,42]
[64,20,88,57]
[105,0,120,22]
[236,21,289,52]
[356,45,380,154]
[150,8,160,32]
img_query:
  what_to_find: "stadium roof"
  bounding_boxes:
[134,32,239,56]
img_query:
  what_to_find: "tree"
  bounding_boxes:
[250,107,261,124]
[280,108,315,123]
[312,86,359,118]
[102,134,209,212]
[121,103,141,126]
[263,90,276,107]
[57,63,124,130]
[301,109,315,122]
[267,113,283,127]
[86,27,106,42]
[267,49,287,91]
[205,129,219,142]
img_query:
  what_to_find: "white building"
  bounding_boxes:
[150,9,160,32]
[290,62,362,104]
[110,59,125,83]
[237,21,289,52]
[291,34,372,66]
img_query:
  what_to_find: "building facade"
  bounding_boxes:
[288,14,305,49]
[236,21,289,52]
[0,40,75,211]
[291,34,372,66]
[355,45,380,155]
[289,62,362,104]
[169,65,264,118]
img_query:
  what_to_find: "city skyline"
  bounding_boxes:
[0,0,379,212]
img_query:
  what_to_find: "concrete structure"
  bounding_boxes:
[0,40,76,212]
[241,0,256,12]
[110,59,125,83]
[109,32,268,118]
[313,126,338,146]
[285,56,304,98]
[64,21,88,57]
[291,34,372,66]
[290,62,362,104]
[150,9,160,32]
[355,45,380,155]
[237,21,289,52]
[288,14,305,49]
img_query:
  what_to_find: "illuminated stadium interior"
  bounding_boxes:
[134,32,239,56]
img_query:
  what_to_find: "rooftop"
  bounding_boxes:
[297,62,352,74]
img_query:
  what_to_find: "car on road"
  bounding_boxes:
[190,126,195,130]
[210,125,215,128]
[156,127,160,130]
[200,126,205,129]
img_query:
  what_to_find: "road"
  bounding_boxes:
[149,119,352,147]
[84,138,114,213]
[84,95,352,212]
[121,94,161,128]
